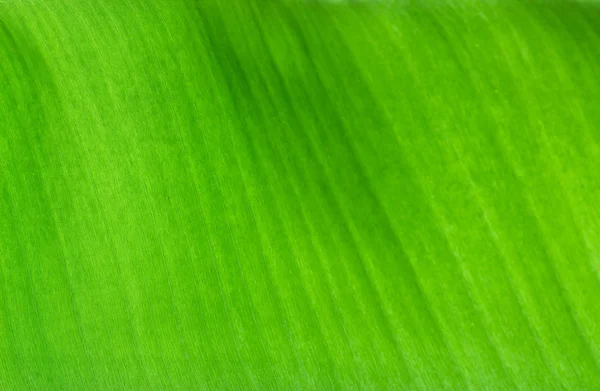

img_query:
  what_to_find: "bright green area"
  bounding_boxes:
[1,1,600,389]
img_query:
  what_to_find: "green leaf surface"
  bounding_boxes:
[1,1,599,389]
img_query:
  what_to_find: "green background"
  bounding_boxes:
[1,1,600,389]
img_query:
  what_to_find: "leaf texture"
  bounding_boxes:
[1,1,600,389]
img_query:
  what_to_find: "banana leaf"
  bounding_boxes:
[1,1,599,389]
